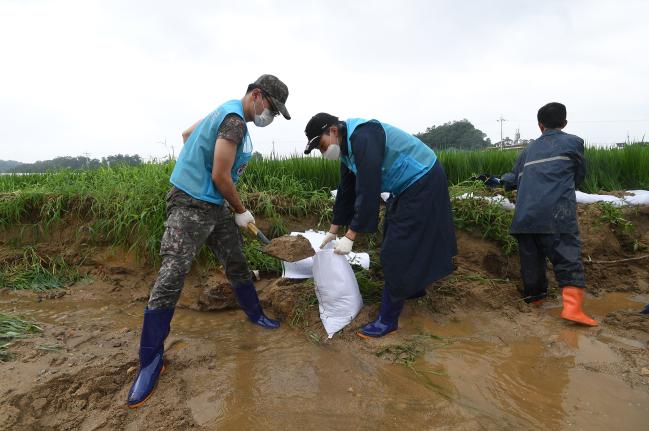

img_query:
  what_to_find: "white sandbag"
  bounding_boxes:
[281,230,370,279]
[312,248,363,338]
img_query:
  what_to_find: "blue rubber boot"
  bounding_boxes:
[357,288,404,338]
[641,304,649,315]
[407,289,426,300]
[233,280,280,329]
[127,307,174,408]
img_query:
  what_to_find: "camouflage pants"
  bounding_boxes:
[147,187,250,310]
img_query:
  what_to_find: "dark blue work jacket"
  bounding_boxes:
[510,130,586,234]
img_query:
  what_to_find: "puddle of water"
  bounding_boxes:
[563,369,649,429]
[2,285,648,430]
[586,292,645,317]
[405,308,648,431]
[418,335,572,430]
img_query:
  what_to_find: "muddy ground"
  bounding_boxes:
[1,205,649,430]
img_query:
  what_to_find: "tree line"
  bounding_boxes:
[1,120,495,173]
[0,154,143,173]
[415,119,491,151]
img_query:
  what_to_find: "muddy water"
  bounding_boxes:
[405,317,648,430]
[2,286,649,430]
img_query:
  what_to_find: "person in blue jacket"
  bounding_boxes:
[304,113,457,338]
[510,102,597,326]
[127,75,291,408]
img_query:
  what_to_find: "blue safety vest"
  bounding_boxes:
[341,118,437,196]
[170,100,252,205]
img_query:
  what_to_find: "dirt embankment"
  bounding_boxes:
[1,205,648,430]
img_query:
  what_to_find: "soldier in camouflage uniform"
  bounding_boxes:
[127,75,291,408]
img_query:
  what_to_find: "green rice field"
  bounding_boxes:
[1,144,647,268]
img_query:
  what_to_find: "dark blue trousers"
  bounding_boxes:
[515,232,585,302]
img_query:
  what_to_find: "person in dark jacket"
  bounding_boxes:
[304,113,457,338]
[511,102,596,326]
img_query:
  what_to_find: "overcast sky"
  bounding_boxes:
[1,0,648,163]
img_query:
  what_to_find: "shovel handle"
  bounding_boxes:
[247,223,270,245]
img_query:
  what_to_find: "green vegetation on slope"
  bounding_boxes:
[1,144,647,272]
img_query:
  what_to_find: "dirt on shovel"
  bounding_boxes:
[262,235,315,262]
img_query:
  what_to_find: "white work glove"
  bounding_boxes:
[334,236,354,255]
[320,232,337,249]
[234,210,255,228]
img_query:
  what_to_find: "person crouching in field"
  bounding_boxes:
[509,102,597,326]
[127,75,291,408]
[304,113,458,338]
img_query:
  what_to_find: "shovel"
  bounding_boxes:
[247,222,272,246]
[246,223,315,263]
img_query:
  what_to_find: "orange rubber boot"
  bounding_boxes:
[560,286,598,326]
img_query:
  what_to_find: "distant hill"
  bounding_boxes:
[0,160,24,173]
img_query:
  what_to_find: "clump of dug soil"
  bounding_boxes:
[196,282,237,311]
[263,235,315,262]
[265,279,314,320]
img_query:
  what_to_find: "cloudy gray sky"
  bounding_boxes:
[1,0,648,163]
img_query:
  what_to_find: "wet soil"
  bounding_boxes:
[262,234,315,262]
[1,205,649,430]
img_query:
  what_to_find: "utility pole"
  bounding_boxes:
[497,116,507,149]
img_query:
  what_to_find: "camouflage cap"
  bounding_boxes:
[252,74,291,120]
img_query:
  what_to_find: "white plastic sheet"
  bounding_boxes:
[575,190,649,206]
[456,192,516,210]
[281,230,370,279]
[456,190,649,210]
[312,248,363,338]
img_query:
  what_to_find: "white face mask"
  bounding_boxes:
[323,142,340,160]
[253,96,274,127]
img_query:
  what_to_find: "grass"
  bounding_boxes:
[352,250,385,304]
[449,181,518,254]
[0,162,333,266]
[375,332,449,365]
[593,202,647,252]
[375,331,452,396]
[0,247,84,291]
[438,149,517,185]
[1,144,647,270]
[440,143,649,192]
[581,144,649,192]
[0,313,41,361]
[0,165,171,261]
[595,201,634,235]
[242,238,282,275]
[289,279,319,328]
